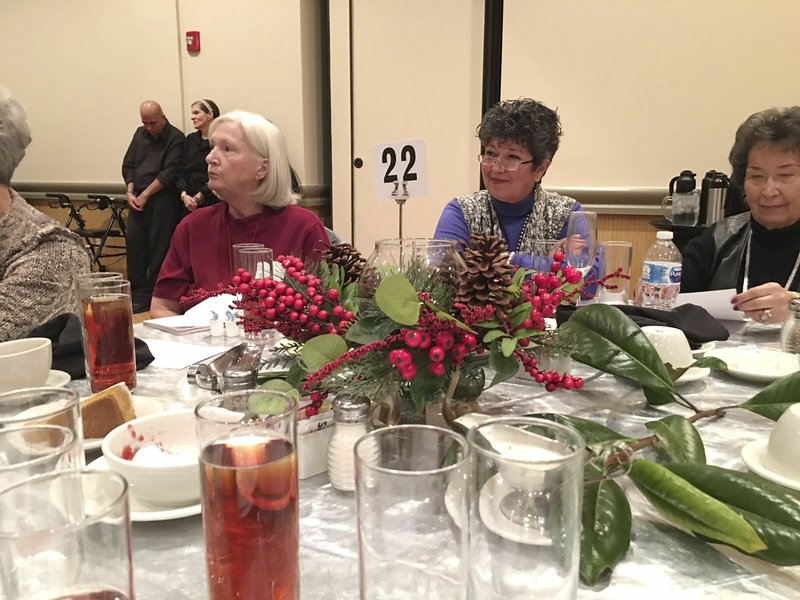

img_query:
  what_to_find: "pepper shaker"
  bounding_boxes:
[327,396,371,492]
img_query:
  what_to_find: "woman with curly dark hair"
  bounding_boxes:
[682,106,800,324]
[434,97,590,273]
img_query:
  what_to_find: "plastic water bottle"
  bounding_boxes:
[641,231,682,310]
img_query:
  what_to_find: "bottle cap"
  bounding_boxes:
[333,396,370,423]
[656,231,674,240]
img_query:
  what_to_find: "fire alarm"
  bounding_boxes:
[186,31,201,53]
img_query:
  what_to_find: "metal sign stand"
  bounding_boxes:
[391,180,409,239]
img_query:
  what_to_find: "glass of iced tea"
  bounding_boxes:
[195,389,299,600]
[0,469,133,599]
[78,279,136,393]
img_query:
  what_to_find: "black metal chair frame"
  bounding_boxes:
[46,193,128,272]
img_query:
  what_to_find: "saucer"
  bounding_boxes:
[46,369,71,388]
[675,367,711,386]
[741,439,800,492]
[706,347,800,383]
[88,457,202,522]
[478,473,553,545]
[82,395,165,452]
[691,342,716,357]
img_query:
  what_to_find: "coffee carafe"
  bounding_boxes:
[669,170,697,196]
[662,170,700,226]
[699,170,730,226]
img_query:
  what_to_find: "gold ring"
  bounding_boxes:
[760,308,772,323]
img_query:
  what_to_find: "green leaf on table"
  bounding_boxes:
[530,413,629,446]
[301,334,348,372]
[489,343,518,386]
[557,304,674,391]
[644,415,706,464]
[629,459,766,554]
[500,337,517,357]
[248,379,300,414]
[257,378,300,400]
[691,356,728,370]
[740,371,800,421]
[580,465,632,585]
[666,463,800,565]
[345,314,397,345]
[375,274,420,325]
[642,385,676,406]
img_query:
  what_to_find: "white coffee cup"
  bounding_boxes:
[640,326,693,369]
[763,403,800,479]
[0,338,53,393]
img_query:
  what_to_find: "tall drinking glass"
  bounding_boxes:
[0,388,84,471]
[354,424,471,599]
[75,271,124,287]
[195,390,299,600]
[467,417,585,599]
[0,425,78,492]
[231,242,265,276]
[78,279,136,393]
[0,469,133,599]
[529,239,561,273]
[597,241,633,304]
[237,247,275,341]
[565,211,598,279]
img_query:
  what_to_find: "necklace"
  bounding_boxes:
[742,229,800,292]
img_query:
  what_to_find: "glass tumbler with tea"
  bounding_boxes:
[195,389,299,600]
[78,278,136,393]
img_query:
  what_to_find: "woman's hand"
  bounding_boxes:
[732,282,792,324]
[181,191,198,211]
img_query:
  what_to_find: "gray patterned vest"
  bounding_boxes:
[455,188,577,252]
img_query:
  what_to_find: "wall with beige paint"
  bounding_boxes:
[1,0,323,186]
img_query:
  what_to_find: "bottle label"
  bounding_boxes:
[642,262,681,284]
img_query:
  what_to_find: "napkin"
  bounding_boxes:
[555,303,730,348]
[27,313,155,379]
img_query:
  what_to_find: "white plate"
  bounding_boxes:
[83,395,165,451]
[478,473,552,545]
[741,439,800,492]
[705,347,800,383]
[45,369,71,387]
[691,341,716,357]
[88,457,202,521]
[675,367,711,386]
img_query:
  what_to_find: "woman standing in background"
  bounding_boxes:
[178,99,220,212]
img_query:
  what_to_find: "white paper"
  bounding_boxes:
[184,294,238,321]
[676,289,746,321]
[144,339,235,369]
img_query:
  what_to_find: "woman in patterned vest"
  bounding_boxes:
[434,97,594,281]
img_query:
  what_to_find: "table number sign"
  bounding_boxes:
[371,139,429,200]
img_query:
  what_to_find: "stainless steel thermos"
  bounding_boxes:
[699,170,730,226]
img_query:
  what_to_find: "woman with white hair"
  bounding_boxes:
[0,86,90,341]
[151,110,328,317]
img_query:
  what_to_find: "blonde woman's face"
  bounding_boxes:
[190,104,214,131]
[206,121,267,201]
[745,143,800,229]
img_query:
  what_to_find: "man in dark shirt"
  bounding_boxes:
[122,100,184,312]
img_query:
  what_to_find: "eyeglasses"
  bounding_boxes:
[478,154,534,172]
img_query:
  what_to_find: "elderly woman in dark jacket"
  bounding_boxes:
[681,106,800,324]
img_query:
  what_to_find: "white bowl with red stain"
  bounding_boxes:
[101,409,200,507]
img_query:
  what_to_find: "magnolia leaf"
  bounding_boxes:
[454,366,486,399]
[739,371,800,421]
[644,415,706,464]
[489,344,518,385]
[531,413,629,446]
[557,304,674,391]
[666,463,800,565]
[580,465,632,585]
[345,315,398,345]
[629,459,766,554]
[691,356,728,370]
[375,274,420,325]
[301,334,348,372]
[642,385,676,406]
[500,337,517,357]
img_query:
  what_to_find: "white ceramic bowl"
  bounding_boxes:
[101,409,200,507]
[764,403,800,480]
[0,338,52,393]
[641,326,693,369]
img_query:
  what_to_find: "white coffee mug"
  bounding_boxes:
[763,403,800,479]
[640,326,693,369]
[0,338,52,393]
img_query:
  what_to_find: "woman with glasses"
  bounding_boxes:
[681,106,800,324]
[434,98,589,273]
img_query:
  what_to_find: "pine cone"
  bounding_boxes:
[455,234,515,311]
[321,243,366,285]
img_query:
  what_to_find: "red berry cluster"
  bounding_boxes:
[517,353,584,392]
[305,390,328,417]
[234,255,355,341]
[387,311,477,380]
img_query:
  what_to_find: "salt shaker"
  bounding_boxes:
[327,396,371,492]
[781,299,800,354]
